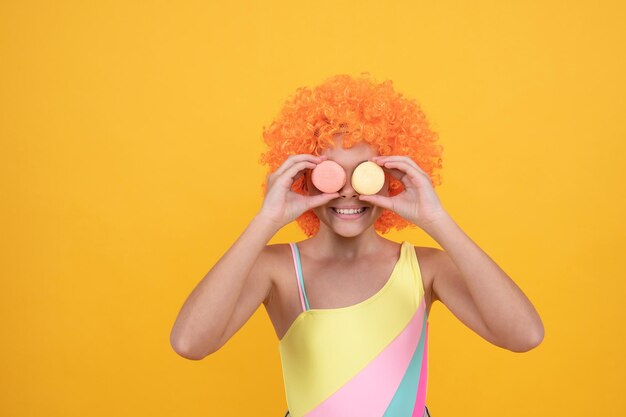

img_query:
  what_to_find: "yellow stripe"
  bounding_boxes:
[279,241,425,415]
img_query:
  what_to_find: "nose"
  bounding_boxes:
[339,172,359,198]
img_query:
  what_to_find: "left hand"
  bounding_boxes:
[358,155,448,229]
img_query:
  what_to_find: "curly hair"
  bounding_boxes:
[258,72,444,237]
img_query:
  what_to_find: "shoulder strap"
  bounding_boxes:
[288,242,310,312]
[404,241,426,307]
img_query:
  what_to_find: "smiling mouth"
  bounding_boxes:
[331,207,367,214]
[329,207,370,220]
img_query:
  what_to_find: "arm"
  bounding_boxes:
[424,213,545,352]
[170,153,339,360]
[360,155,544,353]
[169,214,280,360]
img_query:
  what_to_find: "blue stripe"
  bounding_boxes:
[383,312,428,417]
[292,243,310,310]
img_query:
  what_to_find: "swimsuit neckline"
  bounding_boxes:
[278,241,409,344]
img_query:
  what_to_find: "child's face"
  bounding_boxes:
[305,135,390,237]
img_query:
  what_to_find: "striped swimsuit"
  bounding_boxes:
[279,240,431,417]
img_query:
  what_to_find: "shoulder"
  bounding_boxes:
[256,243,294,278]
[263,242,297,265]
[411,244,443,300]
[414,246,447,277]
[411,244,442,262]
[258,243,295,306]
[413,245,453,270]
[411,245,446,276]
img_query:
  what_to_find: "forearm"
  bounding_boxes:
[423,213,544,350]
[170,214,280,357]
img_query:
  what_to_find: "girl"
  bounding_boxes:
[170,74,544,417]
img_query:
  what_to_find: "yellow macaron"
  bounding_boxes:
[351,161,385,195]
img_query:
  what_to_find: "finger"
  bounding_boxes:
[306,192,341,209]
[358,194,394,211]
[372,155,429,178]
[276,160,318,188]
[372,155,418,170]
[371,161,410,183]
[272,154,327,179]
[380,165,405,181]
[381,161,430,188]
[268,161,316,189]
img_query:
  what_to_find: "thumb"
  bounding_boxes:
[306,192,341,210]
[358,194,393,211]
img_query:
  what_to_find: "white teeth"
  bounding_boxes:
[333,208,365,214]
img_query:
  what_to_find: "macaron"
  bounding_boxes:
[351,161,385,195]
[311,160,346,193]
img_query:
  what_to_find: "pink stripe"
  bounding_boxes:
[289,243,307,312]
[304,298,426,417]
[411,322,429,417]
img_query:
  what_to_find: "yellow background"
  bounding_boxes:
[1,0,624,416]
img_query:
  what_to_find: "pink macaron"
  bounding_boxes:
[311,160,346,193]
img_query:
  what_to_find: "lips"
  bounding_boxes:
[329,207,369,220]
[331,207,366,213]
[331,206,367,209]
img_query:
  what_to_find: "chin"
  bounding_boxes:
[315,208,381,237]
[330,226,367,238]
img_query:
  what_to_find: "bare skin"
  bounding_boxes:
[170,133,544,360]
[264,135,437,341]
[263,241,436,341]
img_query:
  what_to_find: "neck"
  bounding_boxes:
[306,225,386,260]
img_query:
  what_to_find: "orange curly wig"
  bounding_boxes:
[259,72,444,237]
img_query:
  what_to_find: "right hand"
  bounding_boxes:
[258,154,340,228]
